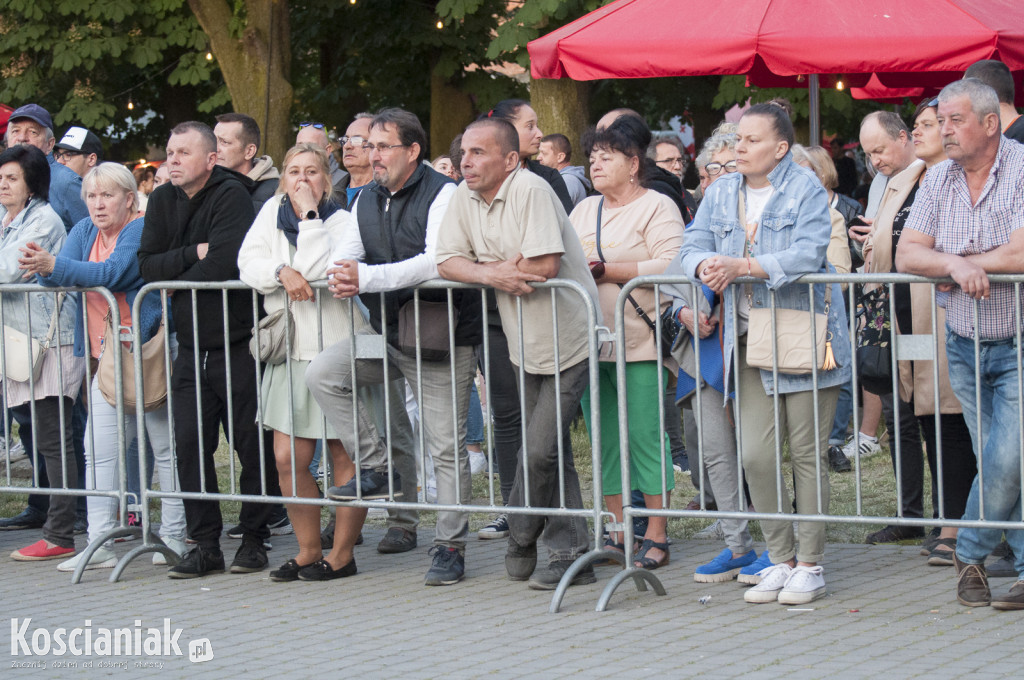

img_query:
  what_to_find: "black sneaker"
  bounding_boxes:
[167,546,226,579]
[269,558,310,583]
[0,507,47,531]
[528,560,597,591]
[865,524,925,544]
[327,467,403,501]
[297,558,357,581]
[320,520,363,550]
[425,546,465,586]
[229,536,269,573]
[672,449,690,474]
[477,514,509,540]
[828,445,852,473]
[224,524,273,549]
[267,506,293,535]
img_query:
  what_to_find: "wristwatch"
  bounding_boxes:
[303,209,318,220]
[274,263,287,283]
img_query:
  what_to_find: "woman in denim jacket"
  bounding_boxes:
[678,103,851,606]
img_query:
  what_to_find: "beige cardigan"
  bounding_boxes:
[238,196,368,360]
[863,160,960,415]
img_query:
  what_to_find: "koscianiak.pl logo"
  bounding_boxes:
[10,618,214,667]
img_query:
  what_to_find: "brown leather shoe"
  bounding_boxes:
[991,580,1024,611]
[954,553,991,607]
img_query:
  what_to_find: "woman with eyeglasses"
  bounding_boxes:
[677,102,851,605]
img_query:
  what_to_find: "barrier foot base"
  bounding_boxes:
[595,567,667,612]
[549,549,620,613]
[108,533,177,583]
[69,525,143,584]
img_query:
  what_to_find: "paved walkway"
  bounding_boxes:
[3,524,1022,679]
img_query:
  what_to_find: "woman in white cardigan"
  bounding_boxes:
[238,143,367,582]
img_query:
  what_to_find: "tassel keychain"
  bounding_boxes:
[822,331,838,371]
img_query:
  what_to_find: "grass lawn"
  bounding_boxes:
[1,414,927,547]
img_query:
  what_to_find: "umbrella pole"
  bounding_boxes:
[809,74,821,145]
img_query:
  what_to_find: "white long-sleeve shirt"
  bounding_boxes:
[328,182,456,292]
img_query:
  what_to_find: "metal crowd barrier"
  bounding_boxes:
[105,279,612,612]
[0,284,132,584]
[601,272,1024,611]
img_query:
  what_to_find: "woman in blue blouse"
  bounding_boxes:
[21,163,185,572]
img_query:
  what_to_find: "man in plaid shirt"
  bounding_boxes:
[897,78,1024,611]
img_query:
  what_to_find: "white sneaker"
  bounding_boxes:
[468,450,487,475]
[778,564,827,605]
[5,439,25,460]
[841,433,880,460]
[153,536,187,565]
[57,546,117,572]
[693,520,725,540]
[743,563,793,603]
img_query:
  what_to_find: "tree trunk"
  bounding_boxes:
[187,0,293,165]
[531,78,590,168]
[429,69,475,161]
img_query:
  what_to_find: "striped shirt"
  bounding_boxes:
[903,137,1024,339]
[4,345,85,407]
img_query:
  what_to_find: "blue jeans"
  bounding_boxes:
[828,379,853,446]
[946,330,1024,575]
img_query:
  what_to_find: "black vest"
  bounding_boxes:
[356,163,481,348]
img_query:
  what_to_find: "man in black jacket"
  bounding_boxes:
[138,121,281,579]
[307,108,481,586]
[214,112,279,213]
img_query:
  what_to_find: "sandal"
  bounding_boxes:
[927,537,957,567]
[634,538,670,570]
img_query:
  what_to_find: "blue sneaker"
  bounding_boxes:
[694,548,757,583]
[737,550,773,585]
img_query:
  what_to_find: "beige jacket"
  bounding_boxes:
[864,160,960,415]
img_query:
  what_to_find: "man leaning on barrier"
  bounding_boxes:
[436,117,599,591]
[896,78,1024,610]
[137,121,282,579]
[306,107,481,586]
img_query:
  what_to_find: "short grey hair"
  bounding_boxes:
[860,111,909,141]
[3,125,55,148]
[646,134,685,161]
[695,149,711,172]
[81,162,140,214]
[939,78,1000,122]
[699,132,737,162]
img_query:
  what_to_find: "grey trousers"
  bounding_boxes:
[736,340,838,565]
[307,334,476,549]
[684,385,752,554]
[507,361,591,563]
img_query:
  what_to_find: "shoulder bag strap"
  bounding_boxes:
[596,196,660,335]
[41,292,66,349]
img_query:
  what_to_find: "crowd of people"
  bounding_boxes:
[1,57,1023,610]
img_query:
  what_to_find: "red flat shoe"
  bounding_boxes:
[11,539,76,561]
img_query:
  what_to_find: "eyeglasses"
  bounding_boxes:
[927,97,939,107]
[340,135,368,147]
[299,122,325,129]
[705,160,738,176]
[655,157,685,167]
[53,149,83,162]
[362,143,408,154]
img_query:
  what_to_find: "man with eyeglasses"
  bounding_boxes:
[307,107,481,586]
[334,113,375,209]
[652,136,688,180]
[53,126,102,179]
[295,121,348,199]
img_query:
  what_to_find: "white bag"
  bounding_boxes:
[1,292,66,383]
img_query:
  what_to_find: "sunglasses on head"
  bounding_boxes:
[299,122,325,129]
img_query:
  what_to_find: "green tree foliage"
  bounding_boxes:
[0,0,222,156]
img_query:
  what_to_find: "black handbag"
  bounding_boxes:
[594,198,680,358]
[856,285,892,395]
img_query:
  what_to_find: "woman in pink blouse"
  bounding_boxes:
[570,115,683,571]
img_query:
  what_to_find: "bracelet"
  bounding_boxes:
[746,256,752,277]
[274,263,287,283]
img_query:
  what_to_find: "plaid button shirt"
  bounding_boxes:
[903,137,1024,339]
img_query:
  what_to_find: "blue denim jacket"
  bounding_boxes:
[678,153,851,395]
[0,198,78,345]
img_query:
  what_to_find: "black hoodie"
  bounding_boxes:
[138,165,258,350]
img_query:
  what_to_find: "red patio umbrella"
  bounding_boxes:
[529,0,1024,139]
[0,104,14,136]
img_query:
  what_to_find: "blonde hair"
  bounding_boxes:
[791,144,838,190]
[277,143,332,203]
[81,163,140,214]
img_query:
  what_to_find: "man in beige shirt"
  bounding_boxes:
[436,118,600,591]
